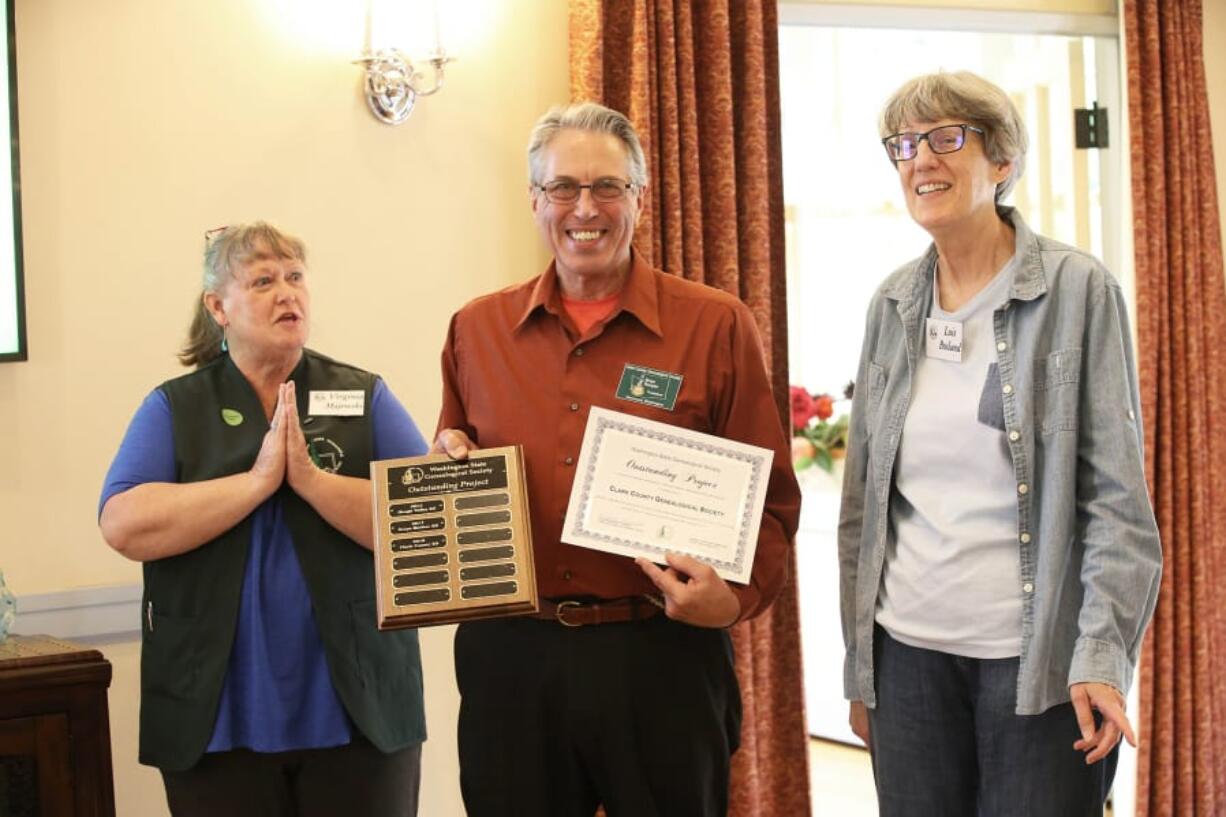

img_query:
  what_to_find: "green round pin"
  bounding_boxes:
[221,408,244,427]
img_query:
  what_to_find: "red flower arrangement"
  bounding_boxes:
[789,383,852,473]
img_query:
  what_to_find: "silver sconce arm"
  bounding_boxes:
[356,48,454,125]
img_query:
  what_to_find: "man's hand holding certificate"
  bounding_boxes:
[561,407,773,585]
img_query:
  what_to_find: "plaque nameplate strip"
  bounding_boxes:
[455,510,513,527]
[390,500,445,516]
[461,581,518,599]
[458,545,516,563]
[454,493,510,510]
[390,517,446,534]
[393,570,449,588]
[456,528,513,545]
[390,535,446,551]
[393,553,449,570]
[395,588,451,606]
[460,564,517,581]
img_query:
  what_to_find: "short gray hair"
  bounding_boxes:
[879,71,1028,202]
[527,102,649,188]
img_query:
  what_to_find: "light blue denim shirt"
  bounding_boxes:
[838,208,1162,715]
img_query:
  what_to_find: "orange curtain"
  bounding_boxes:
[570,2,809,816]
[1125,0,1226,814]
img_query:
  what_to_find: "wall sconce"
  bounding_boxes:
[356,2,454,125]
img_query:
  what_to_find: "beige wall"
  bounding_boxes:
[4,0,568,814]
[1206,0,1226,261]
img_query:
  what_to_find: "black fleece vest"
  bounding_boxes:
[139,349,425,771]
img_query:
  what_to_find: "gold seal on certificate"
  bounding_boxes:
[371,446,538,629]
[561,407,773,584]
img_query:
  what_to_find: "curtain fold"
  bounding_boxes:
[570,2,810,815]
[1125,1,1226,814]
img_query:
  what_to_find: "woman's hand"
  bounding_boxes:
[282,382,321,496]
[1070,681,1135,764]
[275,380,376,549]
[249,383,288,498]
[849,700,872,749]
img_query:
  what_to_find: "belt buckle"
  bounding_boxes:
[555,600,584,628]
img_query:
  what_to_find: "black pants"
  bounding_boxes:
[869,628,1118,817]
[455,615,741,817]
[160,735,421,817]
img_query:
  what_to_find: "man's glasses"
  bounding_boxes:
[882,124,985,162]
[535,177,637,205]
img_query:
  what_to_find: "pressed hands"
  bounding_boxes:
[250,381,321,499]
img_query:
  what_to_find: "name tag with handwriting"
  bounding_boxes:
[926,318,963,362]
[309,390,365,416]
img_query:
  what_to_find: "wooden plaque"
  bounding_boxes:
[371,446,538,629]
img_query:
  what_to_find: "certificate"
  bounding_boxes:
[561,407,773,584]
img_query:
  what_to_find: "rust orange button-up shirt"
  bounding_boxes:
[438,252,801,620]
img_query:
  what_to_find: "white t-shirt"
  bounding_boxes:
[875,254,1023,659]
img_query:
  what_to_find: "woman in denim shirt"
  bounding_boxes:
[838,71,1161,817]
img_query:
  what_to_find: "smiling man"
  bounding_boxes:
[432,102,800,817]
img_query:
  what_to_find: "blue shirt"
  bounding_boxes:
[100,379,427,752]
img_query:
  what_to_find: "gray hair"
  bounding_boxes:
[527,102,649,188]
[178,222,307,367]
[879,71,1028,202]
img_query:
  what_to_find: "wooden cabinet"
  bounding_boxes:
[0,635,115,817]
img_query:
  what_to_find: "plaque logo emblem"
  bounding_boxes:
[307,437,345,473]
[401,466,426,486]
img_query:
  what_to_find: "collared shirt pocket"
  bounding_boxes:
[1035,348,1082,435]
[977,363,1007,432]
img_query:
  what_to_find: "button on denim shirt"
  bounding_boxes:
[838,208,1162,715]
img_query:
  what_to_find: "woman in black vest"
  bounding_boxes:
[99,223,427,817]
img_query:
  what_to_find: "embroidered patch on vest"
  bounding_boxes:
[308,436,345,473]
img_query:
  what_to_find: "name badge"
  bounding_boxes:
[615,364,683,411]
[309,389,365,416]
[926,318,964,362]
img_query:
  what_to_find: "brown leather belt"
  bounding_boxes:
[535,596,662,627]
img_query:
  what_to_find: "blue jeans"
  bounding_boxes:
[867,628,1118,817]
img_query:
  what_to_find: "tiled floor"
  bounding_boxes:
[807,738,1116,817]
[808,738,877,816]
